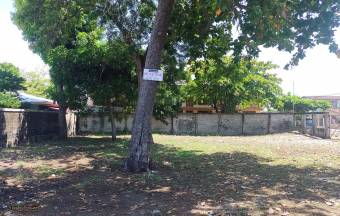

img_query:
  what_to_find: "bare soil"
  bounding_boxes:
[0,133,339,215]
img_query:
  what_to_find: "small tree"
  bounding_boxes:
[73,33,137,141]
[23,71,52,98]
[182,57,282,113]
[13,0,102,139]
[153,52,184,125]
[0,63,25,92]
[0,63,24,109]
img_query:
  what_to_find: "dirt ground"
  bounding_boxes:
[0,133,339,216]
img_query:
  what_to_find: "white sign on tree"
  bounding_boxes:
[143,69,164,81]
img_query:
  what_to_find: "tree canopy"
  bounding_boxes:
[181,57,282,113]
[170,0,340,66]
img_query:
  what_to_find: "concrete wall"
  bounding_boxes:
[0,109,78,147]
[243,114,268,135]
[0,109,330,147]
[78,112,298,136]
[0,109,59,147]
[79,113,133,133]
[219,114,243,135]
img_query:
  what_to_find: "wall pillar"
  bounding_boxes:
[241,113,245,135]
[312,114,316,136]
[267,113,272,134]
[324,113,331,139]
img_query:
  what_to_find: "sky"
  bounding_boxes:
[0,0,48,74]
[1,0,340,96]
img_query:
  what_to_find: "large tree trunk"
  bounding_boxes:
[58,105,67,139]
[133,54,144,90]
[109,105,117,141]
[125,0,175,172]
[57,84,67,139]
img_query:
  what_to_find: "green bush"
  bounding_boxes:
[0,92,21,108]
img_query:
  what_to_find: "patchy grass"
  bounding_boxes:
[152,134,340,169]
[35,166,66,179]
[0,133,340,215]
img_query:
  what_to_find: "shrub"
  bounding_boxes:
[0,92,21,108]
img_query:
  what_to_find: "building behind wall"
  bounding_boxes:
[304,94,340,114]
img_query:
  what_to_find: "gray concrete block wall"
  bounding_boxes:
[1,110,329,145]
[219,114,243,135]
[79,113,134,133]
[152,118,172,133]
[78,112,299,136]
[0,111,23,147]
[243,114,269,135]
[79,114,101,133]
[173,114,196,134]
[77,112,339,138]
[270,114,294,133]
[0,109,60,147]
[196,114,218,135]
[116,116,133,132]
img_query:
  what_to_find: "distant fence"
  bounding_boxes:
[0,109,77,147]
[79,112,331,139]
[0,109,331,148]
[79,112,297,136]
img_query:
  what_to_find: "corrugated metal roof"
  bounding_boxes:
[18,92,54,104]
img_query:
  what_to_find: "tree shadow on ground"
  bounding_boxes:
[148,142,340,215]
[0,136,339,215]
